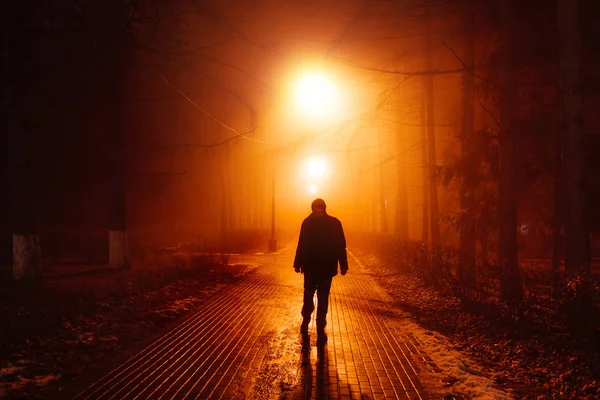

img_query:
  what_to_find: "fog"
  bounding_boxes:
[3,0,599,265]
[115,0,473,253]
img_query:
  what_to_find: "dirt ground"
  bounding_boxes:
[0,253,252,399]
[350,247,600,400]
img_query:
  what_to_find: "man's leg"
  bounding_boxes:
[301,275,317,334]
[315,277,333,344]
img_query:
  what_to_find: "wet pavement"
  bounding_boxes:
[73,246,438,399]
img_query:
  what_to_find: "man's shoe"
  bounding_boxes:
[300,319,310,335]
[316,332,327,346]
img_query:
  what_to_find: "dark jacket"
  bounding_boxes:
[293,212,348,278]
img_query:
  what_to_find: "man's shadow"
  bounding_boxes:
[299,335,328,399]
[297,336,342,399]
[315,343,328,397]
[298,335,373,399]
[299,335,313,397]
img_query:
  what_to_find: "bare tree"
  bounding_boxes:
[6,0,44,280]
[458,0,476,286]
[557,0,590,276]
[395,77,410,241]
[425,6,441,275]
[95,0,131,269]
[395,129,410,241]
[498,0,522,303]
[551,134,563,275]
[421,83,430,245]
[378,132,389,234]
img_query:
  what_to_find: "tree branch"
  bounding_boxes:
[478,98,502,130]
[362,140,425,172]
[337,57,463,75]
[158,74,269,145]
[441,41,495,87]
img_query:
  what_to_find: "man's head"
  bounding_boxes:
[311,198,327,215]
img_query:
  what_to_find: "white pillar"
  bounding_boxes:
[13,234,42,280]
[109,229,129,269]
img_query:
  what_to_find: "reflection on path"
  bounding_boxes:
[298,337,374,400]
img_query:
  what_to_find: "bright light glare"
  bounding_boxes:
[293,71,340,118]
[302,155,328,180]
[309,185,318,194]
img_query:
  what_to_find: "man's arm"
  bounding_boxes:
[337,220,348,275]
[294,220,307,272]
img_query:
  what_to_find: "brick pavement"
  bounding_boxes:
[73,247,437,400]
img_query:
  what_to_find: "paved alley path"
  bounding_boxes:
[73,247,436,400]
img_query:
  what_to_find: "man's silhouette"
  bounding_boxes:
[294,198,348,345]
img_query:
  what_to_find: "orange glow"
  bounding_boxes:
[301,155,328,181]
[300,155,329,183]
[292,70,341,119]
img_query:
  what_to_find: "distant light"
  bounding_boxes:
[309,185,318,194]
[302,155,328,180]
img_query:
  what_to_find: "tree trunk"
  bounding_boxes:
[421,81,429,244]
[558,0,590,275]
[108,101,128,269]
[370,179,377,233]
[220,146,229,249]
[396,78,409,241]
[269,164,276,252]
[251,161,259,229]
[551,134,563,273]
[395,130,409,241]
[237,159,246,230]
[479,200,490,262]
[9,1,43,280]
[225,143,234,232]
[220,169,227,235]
[378,132,388,234]
[106,0,129,269]
[1,2,13,269]
[425,8,441,275]
[257,157,265,229]
[459,0,476,287]
[498,0,522,303]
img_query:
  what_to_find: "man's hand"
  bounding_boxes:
[341,269,348,276]
[294,266,302,274]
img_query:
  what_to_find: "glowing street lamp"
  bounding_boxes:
[300,154,329,197]
[302,155,328,181]
[269,69,340,252]
[293,71,341,119]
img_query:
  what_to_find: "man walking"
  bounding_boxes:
[294,198,348,345]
